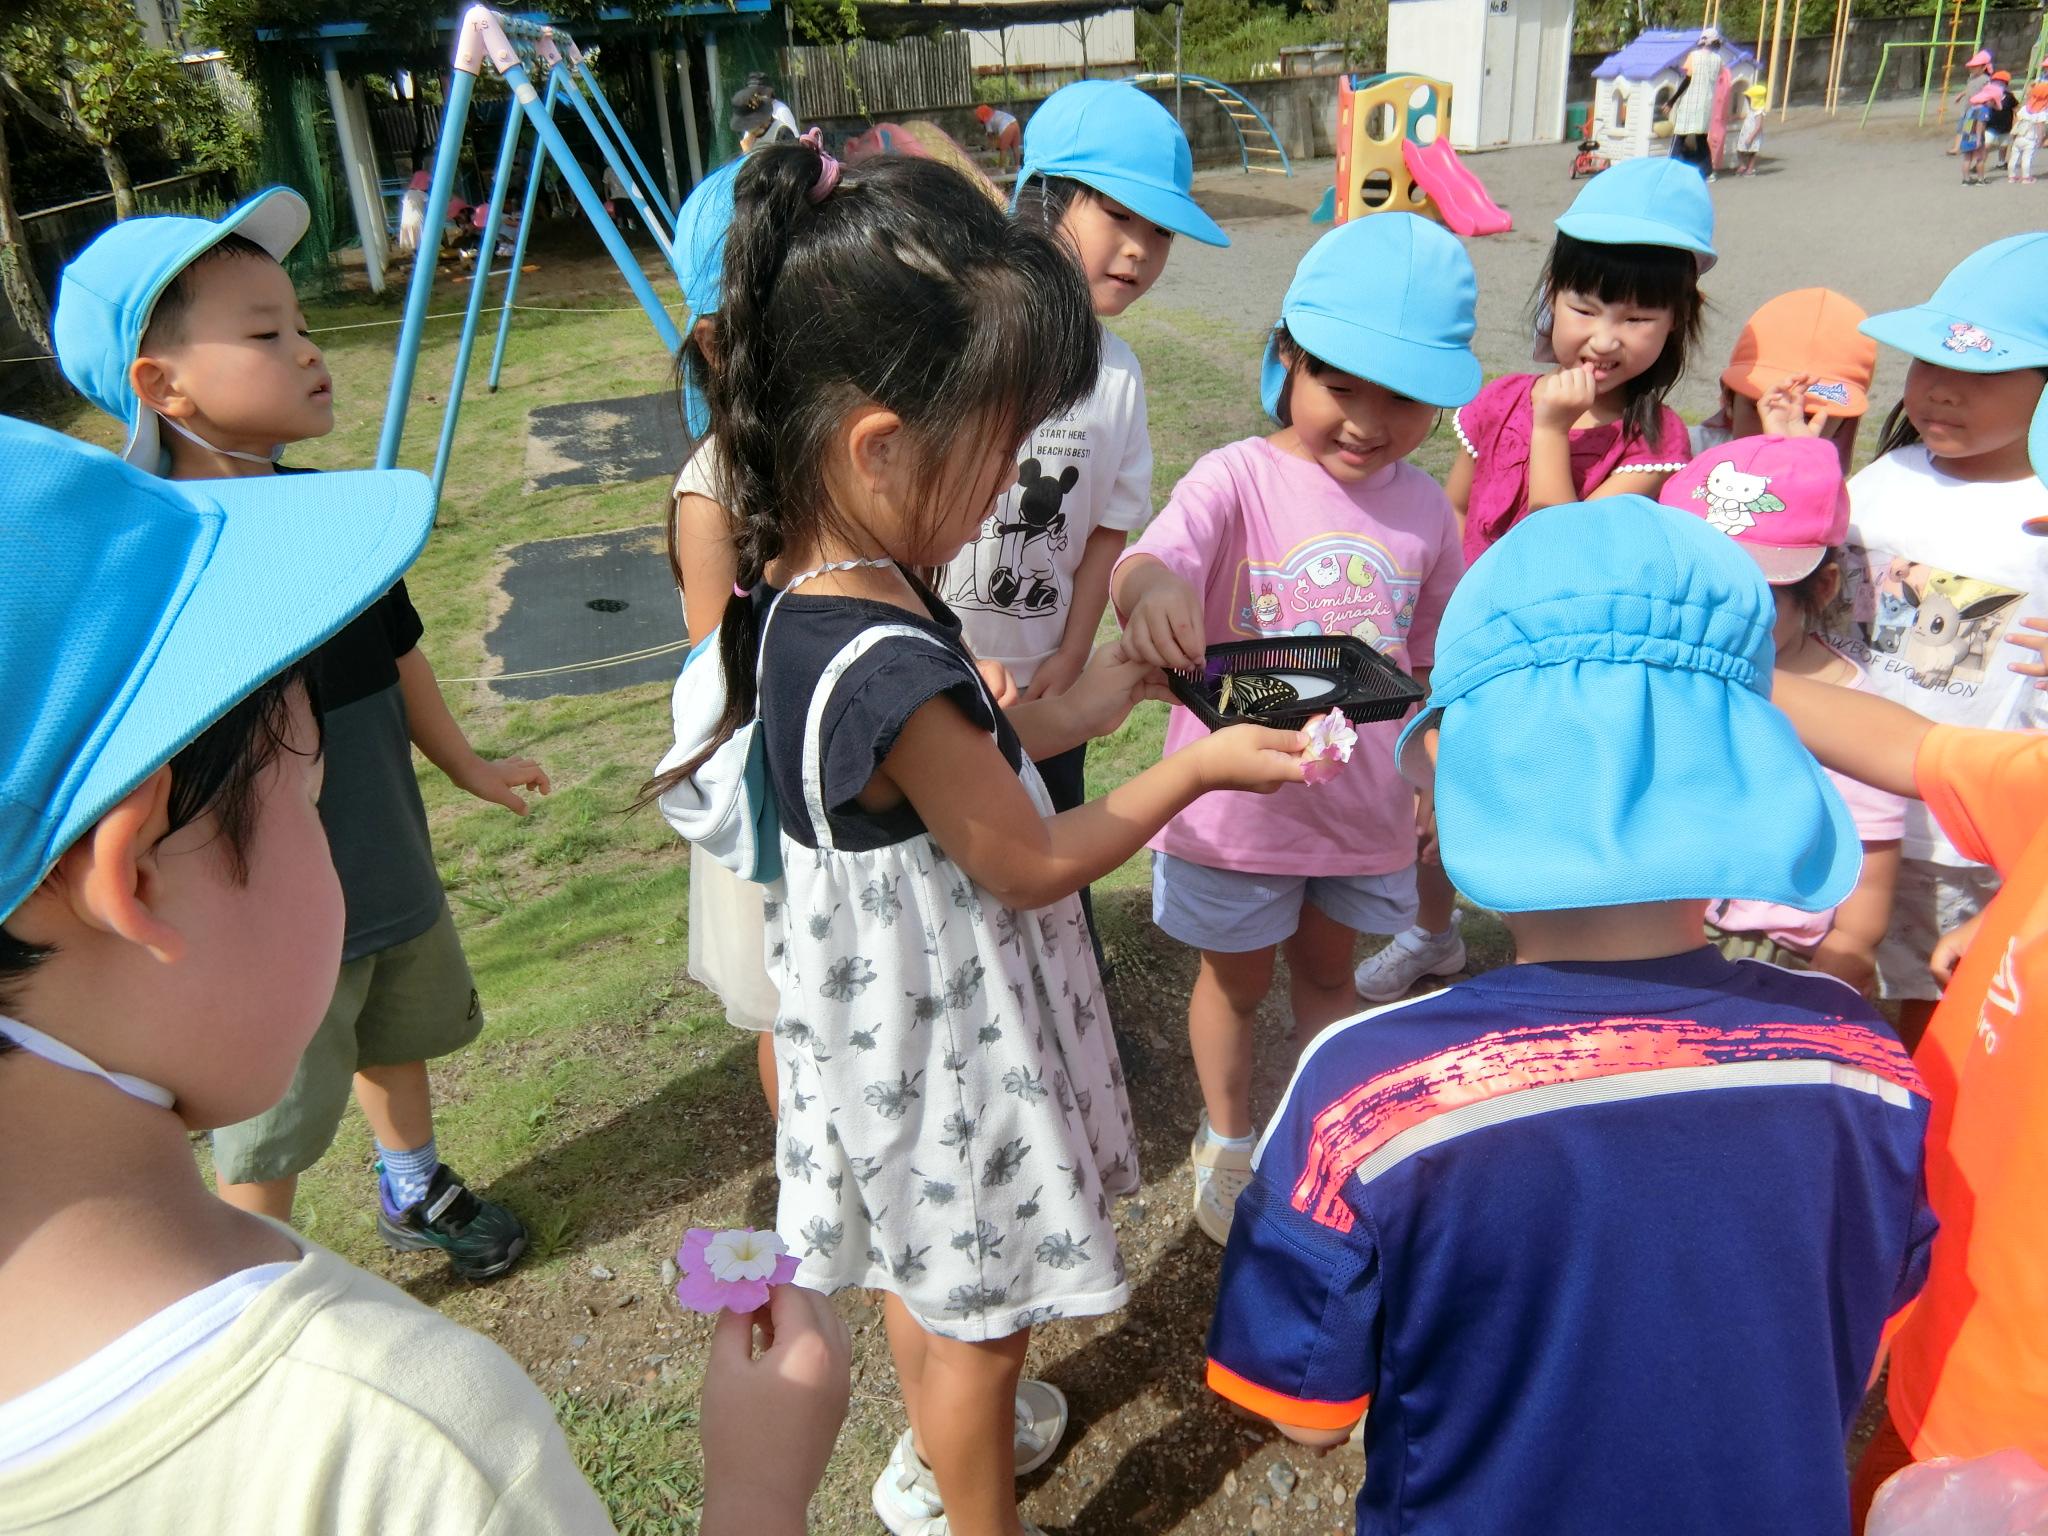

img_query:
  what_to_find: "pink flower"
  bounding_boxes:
[674,1226,800,1315]
[1301,708,1357,786]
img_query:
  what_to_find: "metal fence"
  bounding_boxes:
[786,33,974,120]
[22,170,241,297]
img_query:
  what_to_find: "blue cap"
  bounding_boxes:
[1554,156,1717,272]
[1260,213,1479,418]
[1395,496,1860,914]
[53,187,310,470]
[674,157,747,437]
[1859,232,2048,490]
[0,415,434,923]
[1014,81,1228,247]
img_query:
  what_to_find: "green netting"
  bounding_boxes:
[249,51,343,299]
[707,13,790,165]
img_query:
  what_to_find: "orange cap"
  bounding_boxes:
[1721,287,1877,418]
[1993,69,2012,81]
[2030,80,2048,108]
[975,103,994,121]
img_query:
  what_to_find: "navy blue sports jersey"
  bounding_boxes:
[1207,948,1935,1536]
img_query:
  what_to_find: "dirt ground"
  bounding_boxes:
[1170,97,2048,427]
[335,104,2020,1533]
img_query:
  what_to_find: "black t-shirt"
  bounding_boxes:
[756,575,1023,853]
[1990,90,2018,133]
[278,466,443,959]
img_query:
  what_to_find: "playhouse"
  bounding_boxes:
[1385,0,1575,150]
[1590,29,1758,161]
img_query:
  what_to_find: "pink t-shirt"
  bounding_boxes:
[1116,436,1463,877]
[1708,650,1909,952]
[1454,373,1692,565]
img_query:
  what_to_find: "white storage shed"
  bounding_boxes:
[1386,0,1574,151]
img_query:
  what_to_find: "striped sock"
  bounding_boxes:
[378,1137,439,1210]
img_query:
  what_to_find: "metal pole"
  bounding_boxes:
[676,41,704,183]
[487,66,562,392]
[1174,4,1184,125]
[1767,0,1787,109]
[1935,0,1963,129]
[431,82,527,500]
[704,28,724,159]
[1782,0,1803,119]
[321,46,388,295]
[651,46,681,207]
[556,61,682,272]
[377,34,479,468]
[571,48,676,234]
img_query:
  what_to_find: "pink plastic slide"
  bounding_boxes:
[1401,139,1513,237]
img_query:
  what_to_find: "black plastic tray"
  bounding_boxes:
[1166,636,1424,731]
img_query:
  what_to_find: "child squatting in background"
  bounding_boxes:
[1359,153,1705,1006]
[1206,495,1934,1536]
[652,139,1311,1536]
[51,192,548,1280]
[1112,213,1473,1244]
[0,419,854,1536]
[1819,234,2048,1044]
[1658,436,1904,994]
[942,81,1229,963]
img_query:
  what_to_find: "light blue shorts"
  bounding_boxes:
[1151,851,1418,954]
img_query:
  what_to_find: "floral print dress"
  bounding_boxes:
[755,577,1138,1342]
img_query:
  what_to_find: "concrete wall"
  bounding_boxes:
[1568,8,2046,111]
[811,72,1344,171]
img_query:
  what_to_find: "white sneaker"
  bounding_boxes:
[1190,1114,1254,1246]
[1353,912,1466,1003]
[870,1381,1069,1532]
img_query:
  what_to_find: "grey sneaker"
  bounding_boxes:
[1353,912,1467,1003]
[870,1380,1070,1531]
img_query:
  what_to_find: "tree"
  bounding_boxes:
[0,89,51,360]
[0,0,208,218]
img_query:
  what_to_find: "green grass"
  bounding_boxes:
[20,237,1463,1530]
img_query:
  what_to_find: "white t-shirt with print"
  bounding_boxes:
[939,326,1152,686]
[1822,443,2048,862]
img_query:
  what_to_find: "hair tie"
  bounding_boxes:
[799,126,841,203]
[733,582,750,598]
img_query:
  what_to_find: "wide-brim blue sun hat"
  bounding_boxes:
[1394,496,1860,914]
[1554,156,1717,272]
[1859,231,2048,490]
[0,415,434,922]
[1014,80,1228,247]
[1259,212,1480,418]
[674,156,748,437]
[52,187,310,472]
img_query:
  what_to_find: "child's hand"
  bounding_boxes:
[1060,641,1174,741]
[975,657,1020,708]
[1122,569,1206,672]
[2005,614,2048,689]
[1531,363,1599,432]
[1189,723,1310,794]
[1929,909,1988,986]
[450,754,552,815]
[1758,376,1828,438]
[699,1284,852,1536]
[1021,645,1087,702]
[1415,785,1441,867]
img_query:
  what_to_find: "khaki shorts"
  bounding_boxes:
[1706,925,1812,974]
[210,904,483,1185]
[1873,857,2001,1003]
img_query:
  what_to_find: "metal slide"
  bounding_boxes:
[1123,72,1294,175]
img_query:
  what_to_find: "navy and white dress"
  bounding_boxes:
[756,573,1137,1341]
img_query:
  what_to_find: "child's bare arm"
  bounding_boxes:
[1528,365,1597,512]
[1445,451,1475,545]
[1004,641,1167,761]
[1809,840,1900,994]
[1025,525,1127,701]
[395,648,552,813]
[1771,671,1933,800]
[674,490,739,646]
[883,695,1305,911]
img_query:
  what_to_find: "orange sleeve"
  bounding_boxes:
[1915,727,2048,876]
[1205,1360,1369,1431]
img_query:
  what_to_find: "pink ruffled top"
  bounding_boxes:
[1455,373,1692,565]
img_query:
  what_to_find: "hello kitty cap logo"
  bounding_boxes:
[1943,322,1997,355]
[1656,435,1849,584]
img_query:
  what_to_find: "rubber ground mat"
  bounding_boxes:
[484,523,685,701]
[523,391,688,492]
